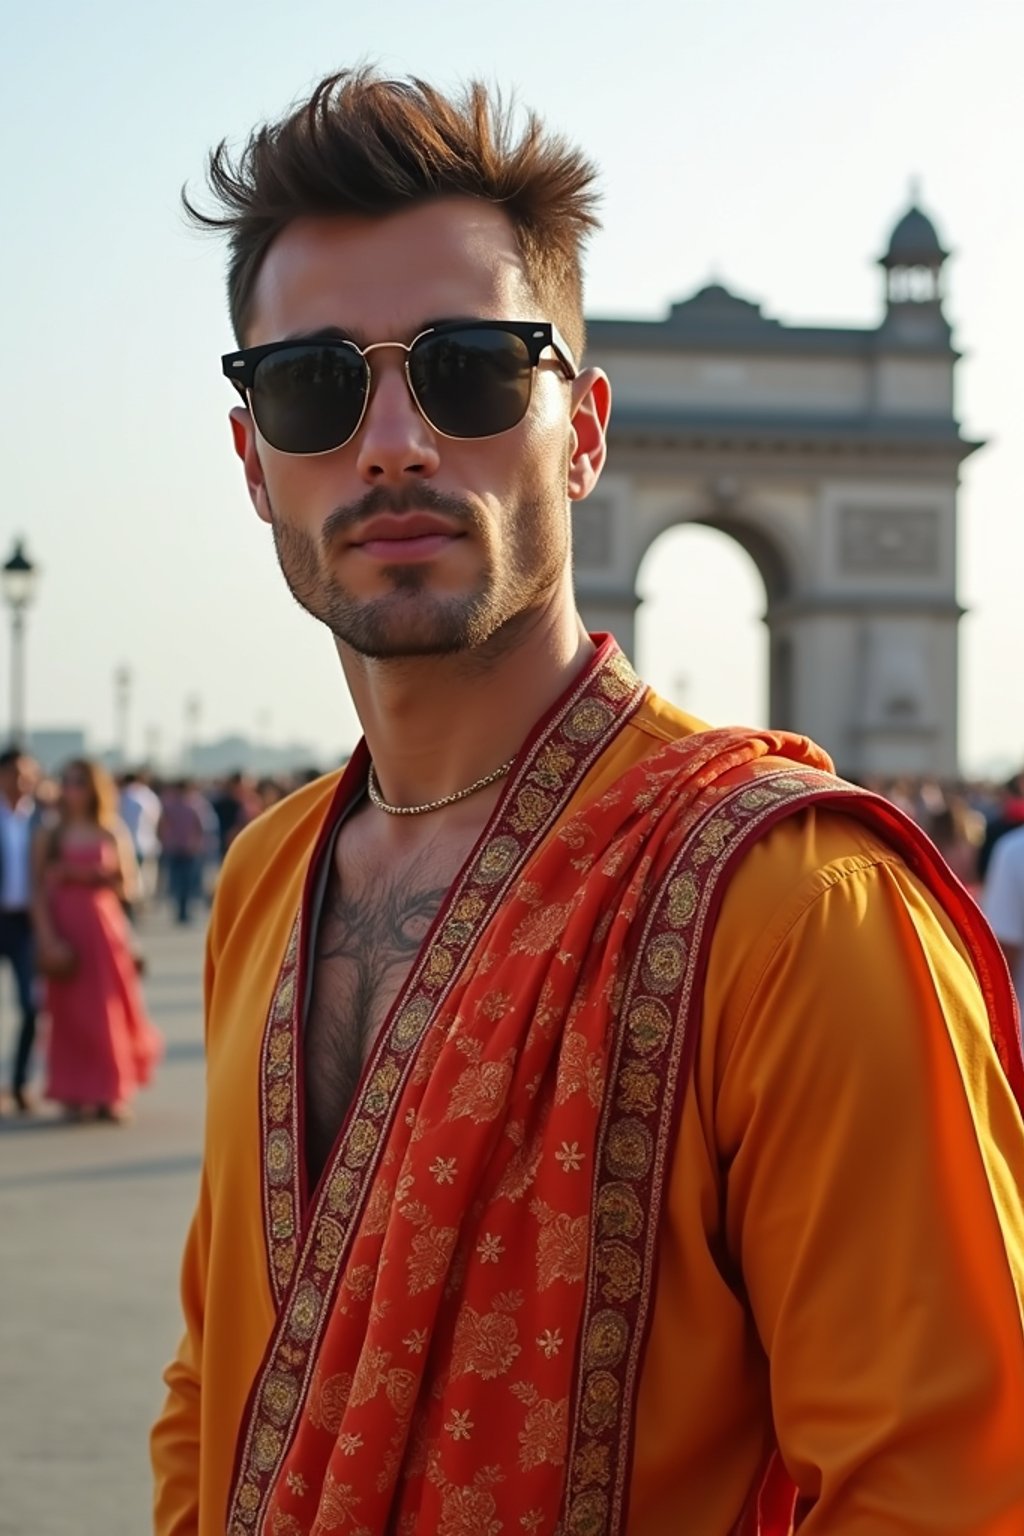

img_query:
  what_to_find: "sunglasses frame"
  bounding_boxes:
[221,319,579,456]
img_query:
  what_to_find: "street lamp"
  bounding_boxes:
[114,664,132,766]
[1,539,39,744]
[184,693,201,774]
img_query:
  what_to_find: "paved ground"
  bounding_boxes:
[0,909,208,1536]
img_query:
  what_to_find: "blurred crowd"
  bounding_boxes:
[114,763,327,925]
[0,750,327,1123]
[2,749,1022,1124]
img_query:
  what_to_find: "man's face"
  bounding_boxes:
[232,198,607,660]
[0,756,37,804]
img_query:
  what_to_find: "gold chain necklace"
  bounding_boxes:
[366,754,517,816]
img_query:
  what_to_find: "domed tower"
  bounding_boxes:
[879,198,951,341]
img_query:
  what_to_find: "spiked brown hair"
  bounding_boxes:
[185,68,601,361]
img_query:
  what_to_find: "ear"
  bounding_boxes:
[230,406,273,526]
[566,368,611,503]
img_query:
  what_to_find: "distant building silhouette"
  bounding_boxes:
[27,729,88,773]
[188,735,335,778]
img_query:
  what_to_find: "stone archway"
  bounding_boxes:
[633,516,781,729]
[574,203,975,779]
[574,479,803,734]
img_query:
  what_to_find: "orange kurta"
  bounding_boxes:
[152,683,1024,1535]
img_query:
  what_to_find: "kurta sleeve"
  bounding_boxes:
[715,826,1024,1532]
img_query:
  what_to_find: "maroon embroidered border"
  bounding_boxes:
[260,916,304,1307]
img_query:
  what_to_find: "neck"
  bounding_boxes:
[339,587,594,813]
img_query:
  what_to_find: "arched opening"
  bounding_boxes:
[635,523,770,728]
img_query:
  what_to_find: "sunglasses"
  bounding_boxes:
[222,320,577,457]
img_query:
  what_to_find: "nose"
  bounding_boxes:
[354,354,441,485]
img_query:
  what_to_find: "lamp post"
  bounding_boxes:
[144,723,161,771]
[184,694,201,774]
[114,664,132,767]
[1,539,39,744]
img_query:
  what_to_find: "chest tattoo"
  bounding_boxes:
[303,845,454,1185]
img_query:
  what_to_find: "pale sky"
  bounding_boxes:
[3,0,1022,774]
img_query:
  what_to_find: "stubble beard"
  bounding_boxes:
[268,481,568,662]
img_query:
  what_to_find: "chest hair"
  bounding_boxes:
[303,831,469,1185]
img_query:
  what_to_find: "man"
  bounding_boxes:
[152,71,1024,1536]
[984,820,1024,1010]
[157,780,216,924]
[210,771,261,861]
[119,767,163,912]
[0,746,40,1112]
[979,770,1024,880]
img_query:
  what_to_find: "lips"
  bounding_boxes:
[349,512,465,563]
[351,513,462,546]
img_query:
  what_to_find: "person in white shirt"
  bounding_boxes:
[0,747,41,1110]
[118,769,163,908]
[984,821,1024,1014]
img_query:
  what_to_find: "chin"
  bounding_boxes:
[324,589,497,659]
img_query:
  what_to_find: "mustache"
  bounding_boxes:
[321,485,478,547]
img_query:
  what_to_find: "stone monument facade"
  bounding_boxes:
[578,202,976,779]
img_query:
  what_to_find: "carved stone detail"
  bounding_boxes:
[839,507,939,575]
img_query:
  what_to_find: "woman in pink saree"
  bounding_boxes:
[32,758,162,1121]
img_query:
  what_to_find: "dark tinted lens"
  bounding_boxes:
[409,328,532,438]
[250,344,367,453]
